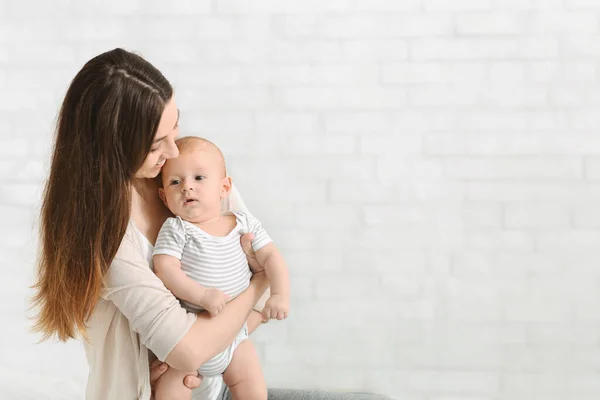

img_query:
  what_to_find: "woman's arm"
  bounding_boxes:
[103,229,267,369]
[165,272,269,371]
[150,237,266,392]
[166,232,269,371]
[247,310,264,334]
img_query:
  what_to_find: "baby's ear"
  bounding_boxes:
[158,188,168,208]
[221,176,233,199]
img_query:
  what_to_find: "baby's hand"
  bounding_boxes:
[200,288,229,317]
[262,293,289,321]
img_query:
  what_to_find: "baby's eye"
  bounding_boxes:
[195,175,205,181]
[169,179,181,186]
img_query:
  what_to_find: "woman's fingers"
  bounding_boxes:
[262,307,271,322]
[149,360,168,387]
[241,233,266,274]
[240,233,256,258]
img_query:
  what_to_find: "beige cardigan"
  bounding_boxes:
[83,186,267,399]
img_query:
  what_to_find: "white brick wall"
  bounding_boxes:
[4,1,600,399]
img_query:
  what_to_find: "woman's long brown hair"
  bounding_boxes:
[31,48,173,341]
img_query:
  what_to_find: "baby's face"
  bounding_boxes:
[159,148,227,221]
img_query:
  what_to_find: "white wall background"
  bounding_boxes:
[2,0,600,399]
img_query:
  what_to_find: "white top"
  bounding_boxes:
[82,185,262,400]
[153,211,272,313]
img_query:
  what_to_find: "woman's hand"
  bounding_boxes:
[240,233,264,274]
[150,359,202,397]
[150,359,168,392]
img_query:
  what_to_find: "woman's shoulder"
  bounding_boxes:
[114,221,146,259]
[229,210,261,231]
[109,221,154,277]
[229,210,251,224]
[103,222,163,297]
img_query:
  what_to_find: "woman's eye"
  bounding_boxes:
[150,146,160,153]
[195,175,205,181]
[169,180,180,186]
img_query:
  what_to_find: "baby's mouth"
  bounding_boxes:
[184,198,198,205]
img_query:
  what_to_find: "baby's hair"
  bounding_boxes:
[175,136,214,154]
[156,136,227,187]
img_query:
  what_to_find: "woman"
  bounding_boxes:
[31,47,269,399]
[31,48,388,400]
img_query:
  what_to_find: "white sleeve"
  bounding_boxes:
[242,212,273,252]
[153,217,187,260]
[103,228,196,362]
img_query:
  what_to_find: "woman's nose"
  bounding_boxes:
[165,140,179,160]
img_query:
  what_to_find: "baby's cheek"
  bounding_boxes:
[167,193,178,206]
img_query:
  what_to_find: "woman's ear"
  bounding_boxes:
[221,176,233,199]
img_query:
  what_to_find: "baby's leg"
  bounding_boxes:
[223,339,267,400]
[154,367,197,400]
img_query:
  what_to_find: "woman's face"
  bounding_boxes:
[135,97,180,179]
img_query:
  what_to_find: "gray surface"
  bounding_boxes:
[268,389,393,400]
[220,387,392,400]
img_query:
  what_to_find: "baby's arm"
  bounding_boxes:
[255,243,290,321]
[154,254,228,317]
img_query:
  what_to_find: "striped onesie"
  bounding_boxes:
[153,210,272,376]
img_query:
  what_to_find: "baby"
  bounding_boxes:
[152,136,290,400]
